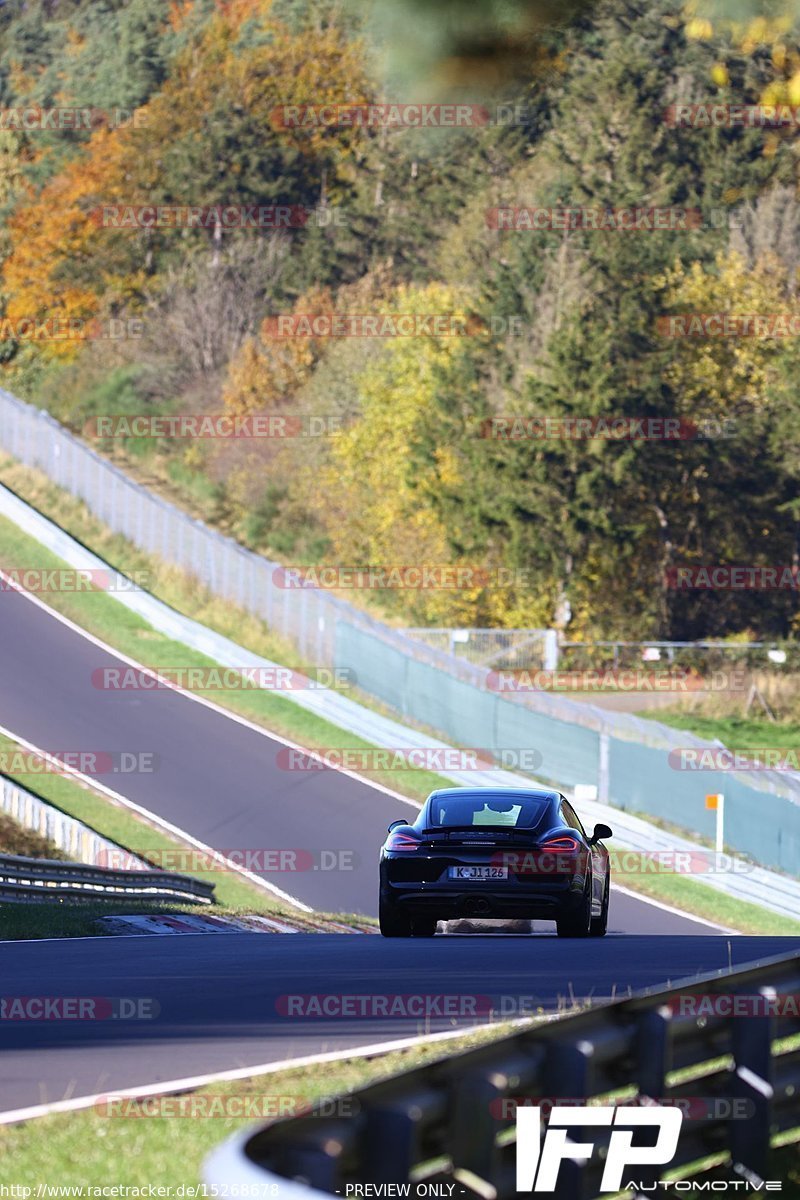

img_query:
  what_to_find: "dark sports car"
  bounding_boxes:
[379,786,612,938]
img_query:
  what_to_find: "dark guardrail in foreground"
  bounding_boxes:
[218,951,800,1198]
[0,851,215,904]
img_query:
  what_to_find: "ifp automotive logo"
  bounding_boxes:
[516,1105,683,1192]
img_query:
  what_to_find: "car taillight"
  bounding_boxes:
[385,830,420,851]
[539,836,581,852]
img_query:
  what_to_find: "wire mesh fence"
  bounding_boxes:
[1,386,799,875]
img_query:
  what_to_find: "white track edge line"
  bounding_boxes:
[0,1021,530,1126]
[611,882,738,933]
[0,717,312,914]
[0,569,419,811]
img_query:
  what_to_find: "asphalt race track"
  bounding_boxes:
[0,585,739,925]
[2,933,799,1115]
[2,584,800,1118]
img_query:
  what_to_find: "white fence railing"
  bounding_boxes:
[0,770,150,870]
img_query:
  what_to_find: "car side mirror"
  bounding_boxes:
[388,819,408,832]
[590,823,613,844]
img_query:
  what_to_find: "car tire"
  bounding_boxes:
[590,873,610,937]
[411,918,437,937]
[379,896,413,937]
[556,880,592,938]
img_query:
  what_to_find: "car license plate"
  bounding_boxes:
[448,866,508,881]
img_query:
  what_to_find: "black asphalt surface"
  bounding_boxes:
[0,585,407,914]
[2,583,800,1118]
[2,933,798,1115]
[0,586,730,927]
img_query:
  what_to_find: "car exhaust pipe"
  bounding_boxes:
[463,897,492,916]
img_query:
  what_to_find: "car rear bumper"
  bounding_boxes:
[380,871,586,921]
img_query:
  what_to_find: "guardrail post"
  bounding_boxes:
[543,1041,594,1200]
[450,1065,527,1181]
[362,1097,431,1182]
[543,629,559,670]
[729,991,775,1182]
[598,732,610,804]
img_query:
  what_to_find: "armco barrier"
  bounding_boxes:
[0,851,215,904]
[1,387,800,875]
[204,951,800,1198]
[0,770,150,870]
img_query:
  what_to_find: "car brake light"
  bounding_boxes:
[385,830,420,851]
[539,836,581,852]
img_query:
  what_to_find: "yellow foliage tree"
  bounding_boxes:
[656,249,799,420]
[301,282,536,626]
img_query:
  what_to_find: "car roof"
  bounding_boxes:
[426,787,561,805]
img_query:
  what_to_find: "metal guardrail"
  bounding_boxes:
[205,951,800,1198]
[0,851,215,904]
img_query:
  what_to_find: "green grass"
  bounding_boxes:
[0,811,70,860]
[0,899,376,940]
[613,869,800,935]
[0,1021,523,1185]
[643,709,800,753]
[0,901,243,940]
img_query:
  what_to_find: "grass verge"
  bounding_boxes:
[614,872,800,934]
[0,811,69,860]
[641,708,800,753]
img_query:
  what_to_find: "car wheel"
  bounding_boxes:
[411,918,437,937]
[590,873,610,937]
[379,896,413,937]
[556,880,592,938]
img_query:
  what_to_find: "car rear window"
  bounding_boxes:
[428,793,551,829]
